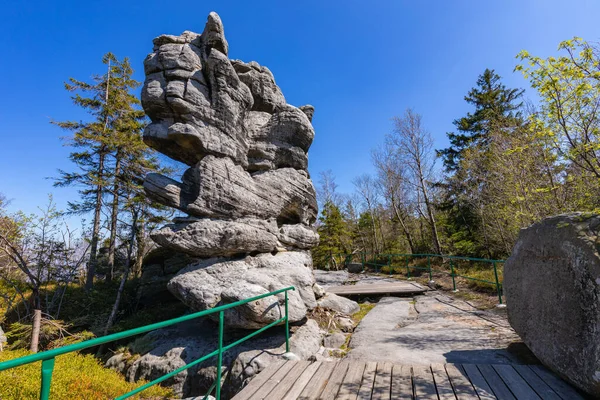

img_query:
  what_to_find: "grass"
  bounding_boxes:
[352,303,376,324]
[0,349,173,400]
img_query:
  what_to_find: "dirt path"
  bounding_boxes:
[346,292,532,365]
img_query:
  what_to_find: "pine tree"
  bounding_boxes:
[438,69,524,172]
[53,53,146,290]
[312,201,350,269]
[438,69,525,257]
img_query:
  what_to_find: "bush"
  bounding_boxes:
[0,349,172,399]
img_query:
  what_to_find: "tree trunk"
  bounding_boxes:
[85,150,105,291]
[106,152,122,283]
[30,309,42,353]
[420,179,442,254]
[102,210,138,337]
[30,288,42,353]
[391,202,416,253]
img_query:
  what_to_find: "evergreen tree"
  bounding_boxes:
[312,201,350,269]
[438,69,524,172]
[438,70,525,257]
[53,53,146,290]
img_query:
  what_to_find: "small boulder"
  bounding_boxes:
[347,263,363,273]
[505,213,600,397]
[336,316,355,333]
[312,283,326,299]
[324,332,348,348]
[317,293,360,315]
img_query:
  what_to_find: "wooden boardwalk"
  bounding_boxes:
[327,282,427,297]
[231,360,584,400]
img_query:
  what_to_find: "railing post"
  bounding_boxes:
[285,291,290,353]
[216,311,224,400]
[450,258,457,291]
[405,255,410,278]
[427,255,433,282]
[40,357,55,400]
[493,262,504,306]
[388,255,392,276]
[361,252,365,271]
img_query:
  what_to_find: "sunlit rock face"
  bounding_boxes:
[141,12,319,329]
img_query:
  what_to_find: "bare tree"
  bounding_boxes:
[352,174,382,254]
[372,144,416,253]
[317,170,343,209]
[0,196,86,352]
[388,109,442,254]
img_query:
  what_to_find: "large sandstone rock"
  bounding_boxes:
[168,251,317,329]
[505,213,600,397]
[141,11,320,331]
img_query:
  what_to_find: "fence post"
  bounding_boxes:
[40,357,55,400]
[285,291,290,353]
[215,311,224,399]
[388,255,392,276]
[493,262,504,306]
[427,255,433,282]
[450,258,457,291]
[361,252,365,271]
[405,255,410,278]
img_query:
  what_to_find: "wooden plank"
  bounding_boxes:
[356,361,377,400]
[282,361,322,400]
[336,362,366,400]
[476,364,516,400]
[231,360,286,400]
[529,365,585,400]
[372,362,393,400]
[298,361,338,400]
[445,364,478,400]
[431,363,456,400]
[263,361,311,399]
[493,364,541,399]
[320,361,351,400]
[327,283,427,296]
[513,365,562,400]
[248,360,298,400]
[462,364,496,400]
[391,365,413,400]
[412,365,437,399]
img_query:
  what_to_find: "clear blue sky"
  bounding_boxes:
[2,0,599,217]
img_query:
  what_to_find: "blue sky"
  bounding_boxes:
[1,0,599,217]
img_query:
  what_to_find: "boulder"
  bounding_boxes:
[347,263,363,273]
[317,293,360,315]
[168,251,317,329]
[144,156,317,224]
[505,213,600,397]
[151,218,319,257]
[324,332,348,348]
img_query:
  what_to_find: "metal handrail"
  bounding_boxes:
[0,286,296,400]
[333,252,506,305]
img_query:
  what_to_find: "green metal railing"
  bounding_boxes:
[341,253,505,305]
[0,286,296,400]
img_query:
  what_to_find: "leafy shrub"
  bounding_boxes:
[0,349,172,399]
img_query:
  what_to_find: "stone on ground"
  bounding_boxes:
[347,295,521,365]
[317,293,359,315]
[504,212,600,397]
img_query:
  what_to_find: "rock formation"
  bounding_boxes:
[141,12,320,329]
[504,213,600,397]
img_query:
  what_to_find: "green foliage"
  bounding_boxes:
[517,37,600,181]
[312,201,352,269]
[0,349,172,399]
[352,303,376,324]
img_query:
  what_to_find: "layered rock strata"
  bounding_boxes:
[141,12,320,329]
